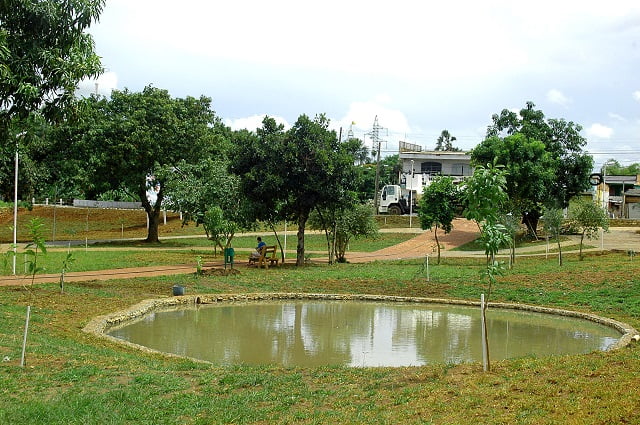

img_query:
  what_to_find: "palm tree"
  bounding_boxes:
[435,129,460,151]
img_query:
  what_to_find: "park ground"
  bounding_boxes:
[1,207,640,424]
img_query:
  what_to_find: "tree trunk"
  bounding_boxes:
[140,184,163,243]
[434,225,441,265]
[296,208,310,266]
[522,210,540,239]
[579,231,585,260]
[145,208,161,243]
[269,221,286,263]
[557,238,563,266]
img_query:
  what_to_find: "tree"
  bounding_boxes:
[602,159,640,176]
[463,161,509,231]
[230,118,290,261]
[418,176,458,264]
[542,207,564,266]
[379,154,402,185]
[473,102,593,236]
[281,114,359,265]
[160,158,253,253]
[0,0,103,130]
[309,203,378,263]
[63,86,225,242]
[435,129,461,151]
[462,162,511,372]
[233,114,359,266]
[471,133,554,236]
[568,199,610,260]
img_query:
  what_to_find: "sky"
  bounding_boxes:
[77,0,640,169]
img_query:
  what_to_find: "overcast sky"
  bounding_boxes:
[78,0,640,168]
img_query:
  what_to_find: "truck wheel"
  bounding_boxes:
[388,205,402,215]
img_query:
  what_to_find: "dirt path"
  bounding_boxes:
[347,218,479,263]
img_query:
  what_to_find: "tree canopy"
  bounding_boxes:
[472,102,593,235]
[56,86,226,242]
[0,0,104,128]
[232,114,359,266]
[435,129,461,151]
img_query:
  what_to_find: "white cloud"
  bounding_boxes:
[546,89,571,107]
[608,112,626,122]
[337,98,412,138]
[224,114,290,132]
[633,91,640,102]
[586,123,614,139]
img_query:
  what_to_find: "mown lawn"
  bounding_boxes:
[1,232,416,276]
[1,252,640,424]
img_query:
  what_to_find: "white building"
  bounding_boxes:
[398,143,473,186]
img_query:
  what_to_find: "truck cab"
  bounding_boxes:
[378,184,418,215]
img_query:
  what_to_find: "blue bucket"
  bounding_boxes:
[172,285,185,296]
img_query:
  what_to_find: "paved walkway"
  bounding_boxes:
[1,224,638,287]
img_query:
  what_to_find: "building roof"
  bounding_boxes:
[399,150,471,161]
[605,175,637,185]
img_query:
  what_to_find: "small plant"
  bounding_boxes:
[2,242,16,274]
[59,251,75,294]
[195,255,203,275]
[24,218,47,286]
[628,250,636,261]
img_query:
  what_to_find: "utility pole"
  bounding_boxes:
[368,116,387,211]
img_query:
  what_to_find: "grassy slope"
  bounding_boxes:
[1,252,639,424]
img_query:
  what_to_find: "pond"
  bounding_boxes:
[107,300,621,367]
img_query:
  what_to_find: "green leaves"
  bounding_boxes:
[472,102,593,234]
[0,0,105,122]
[24,217,47,285]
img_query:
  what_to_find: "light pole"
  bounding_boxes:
[13,131,26,275]
[409,160,414,228]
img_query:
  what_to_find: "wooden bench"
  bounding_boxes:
[248,245,279,268]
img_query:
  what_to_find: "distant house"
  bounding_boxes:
[595,174,640,218]
[398,144,473,187]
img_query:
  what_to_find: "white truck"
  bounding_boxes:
[378,173,424,215]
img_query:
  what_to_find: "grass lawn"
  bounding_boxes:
[1,251,640,424]
[1,232,416,276]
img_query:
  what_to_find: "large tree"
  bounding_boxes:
[64,86,225,242]
[0,0,103,126]
[282,114,359,265]
[232,114,359,266]
[472,102,593,235]
[0,0,104,199]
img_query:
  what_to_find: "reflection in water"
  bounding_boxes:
[108,301,620,367]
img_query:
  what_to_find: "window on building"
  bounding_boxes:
[451,163,469,176]
[421,162,442,175]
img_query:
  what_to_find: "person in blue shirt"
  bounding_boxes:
[251,237,267,259]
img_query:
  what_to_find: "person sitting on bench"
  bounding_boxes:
[250,237,266,259]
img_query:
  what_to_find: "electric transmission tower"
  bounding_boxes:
[367,116,387,211]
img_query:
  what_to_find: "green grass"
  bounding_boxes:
[2,251,640,424]
[1,233,416,276]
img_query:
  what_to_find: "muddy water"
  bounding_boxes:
[108,301,620,367]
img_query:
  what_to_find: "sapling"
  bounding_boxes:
[59,251,75,294]
[24,218,47,286]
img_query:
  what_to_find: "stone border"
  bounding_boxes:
[83,293,640,362]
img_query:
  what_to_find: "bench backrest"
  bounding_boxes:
[260,245,276,258]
